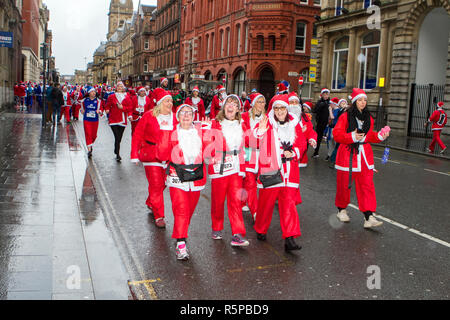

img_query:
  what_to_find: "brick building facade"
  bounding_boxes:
[179,0,320,100]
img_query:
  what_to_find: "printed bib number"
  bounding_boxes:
[213,154,236,174]
[86,111,96,118]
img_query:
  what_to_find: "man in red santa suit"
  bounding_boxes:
[333,88,390,228]
[166,104,208,260]
[209,85,227,119]
[131,89,178,228]
[252,94,307,252]
[184,86,206,122]
[71,86,83,121]
[104,81,133,162]
[129,87,153,136]
[241,92,266,219]
[205,94,249,247]
[425,101,447,154]
[61,85,72,123]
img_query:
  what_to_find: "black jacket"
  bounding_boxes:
[314,98,330,125]
[51,87,64,106]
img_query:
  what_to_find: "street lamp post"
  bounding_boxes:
[41,22,48,127]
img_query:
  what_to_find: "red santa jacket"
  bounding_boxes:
[210,95,224,119]
[130,111,178,167]
[298,114,318,167]
[203,119,247,179]
[105,93,133,126]
[254,111,307,189]
[166,123,208,192]
[129,95,153,122]
[184,96,206,122]
[429,109,448,131]
[333,112,384,172]
[71,91,83,106]
[241,111,264,173]
[17,85,26,97]
[62,91,72,107]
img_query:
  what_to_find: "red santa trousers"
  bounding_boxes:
[211,174,246,236]
[73,105,81,120]
[335,164,377,213]
[144,166,166,220]
[169,188,201,239]
[254,187,302,239]
[61,106,71,122]
[429,130,446,152]
[241,172,258,215]
[83,121,99,147]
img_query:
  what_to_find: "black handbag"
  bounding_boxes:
[259,170,283,188]
[169,163,204,183]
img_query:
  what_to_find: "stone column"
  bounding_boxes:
[320,32,330,88]
[347,28,357,90]
[378,22,389,85]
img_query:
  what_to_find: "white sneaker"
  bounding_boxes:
[242,205,250,212]
[440,147,447,154]
[364,215,383,229]
[176,242,189,260]
[337,209,350,222]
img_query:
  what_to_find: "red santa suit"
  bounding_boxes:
[298,112,318,168]
[130,93,153,135]
[210,86,226,119]
[184,90,205,122]
[167,119,208,240]
[428,102,447,152]
[105,92,133,126]
[240,92,266,217]
[131,90,178,222]
[71,90,83,120]
[61,89,72,122]
[333,91,386,214]
[253,99,307,240]
[205,111,248,237]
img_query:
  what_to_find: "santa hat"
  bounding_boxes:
[288,92,300,103]
[192,86,200,92]
[271,94,290,109]
[176,104,196,120]
[321,88,330,95]
[437,101,444,109]
[216,85,226,92]
[249,92,265,107]
[348,88,367,104]
[277,83,288,93]
[87,87,96,94]
[137,86,146,93]
[303,101,313,110]
[117,81,126,88]
[153,88,172,106]
[330,97,340,106]
[224,94,244,111]
[161,78,168,85]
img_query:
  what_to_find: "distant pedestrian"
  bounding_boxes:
[104,81,133,162]
[51,83,64,124]
[426,101,447,154]
[129,86,153,136]
[329,98,349,166]
[312,88,331,158]
[46,83,54,123]
[61,85,72,123]
[184,86,205,122]
[333,88,390,229]
[81,87,102,158]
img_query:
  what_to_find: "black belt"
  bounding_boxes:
[282,157,294,164]
[217,149,241,175]
[145,140,156,146]
[348,142,368,190]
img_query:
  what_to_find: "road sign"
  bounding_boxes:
[298,76,304,86]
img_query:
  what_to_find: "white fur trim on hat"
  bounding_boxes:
[349,93,367,104]
[251,94,265,107]
[176,104,196,120]
[272,99,289,109]
[157,94,172,105]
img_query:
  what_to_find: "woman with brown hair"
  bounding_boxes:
[131,88,178,228]
[205,94,250,247]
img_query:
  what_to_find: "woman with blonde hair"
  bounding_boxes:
[131,88,178,228]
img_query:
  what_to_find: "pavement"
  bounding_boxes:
[0,106,449,300]
[0,110,131,300]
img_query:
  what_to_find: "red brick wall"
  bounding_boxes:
[22,0,40,56]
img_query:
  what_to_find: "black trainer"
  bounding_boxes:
[285,237,302,252]
[256,233,267,241]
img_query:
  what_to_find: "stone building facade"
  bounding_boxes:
[179,0,320,100]
[314,0,450,136]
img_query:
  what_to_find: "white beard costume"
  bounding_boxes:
[116,92,126,103]
[178,126,202,165]
[288,104,302,119]
[275,120,297,146]
[221,119,243,150]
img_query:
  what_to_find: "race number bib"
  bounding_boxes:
[213,154,236,174]
[86,111,96,118]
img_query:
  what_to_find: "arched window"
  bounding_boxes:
[244,23,249,53]
[226,28,231,56]
[220,29,225,57]
[269,35,276,51]
[359,31,380,90]
[236,24,241,55]
[257,35,264,51]
[233,69,246,96]
[332,36,349,90]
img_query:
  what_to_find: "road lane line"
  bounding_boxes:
[424,168,450,177]
[348,204,450,249]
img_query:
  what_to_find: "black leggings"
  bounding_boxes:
[314,122,328,155]
[110,125,126,155]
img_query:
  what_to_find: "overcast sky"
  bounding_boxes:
[44,0,157,75]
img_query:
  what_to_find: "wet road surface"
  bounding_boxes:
[68,116,450,300]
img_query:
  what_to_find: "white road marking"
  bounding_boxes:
[348,204,450,249]
[424,168,450,177]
